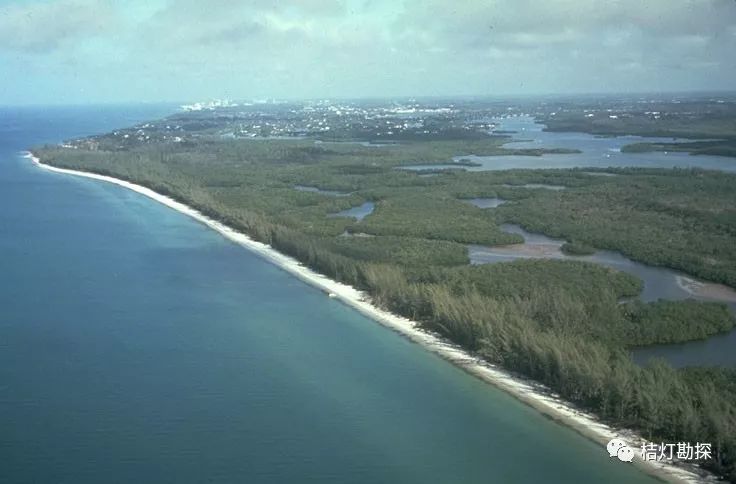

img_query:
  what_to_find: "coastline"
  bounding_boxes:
[25,152,712,484]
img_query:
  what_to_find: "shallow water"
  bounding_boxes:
[400,115,736,172]
[1,106,662,483]
[462,197,507,208]
[328,201,375,221]
[471,224,721,303]
[470,224,736,367]
[631,330,736,367]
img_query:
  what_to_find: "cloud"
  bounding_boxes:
[0,0,734,104]
[196,21,266,46]
[394,0,736,53]
[0,0,119,53]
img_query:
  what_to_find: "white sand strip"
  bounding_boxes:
[677,275,736,303]
[26,152,713,483]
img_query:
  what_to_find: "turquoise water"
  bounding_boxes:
[0,106,659,483]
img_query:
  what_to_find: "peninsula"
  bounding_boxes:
[32,96,736,482]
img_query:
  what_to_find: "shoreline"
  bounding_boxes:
[25,152,712,484]
[677,275,736,303]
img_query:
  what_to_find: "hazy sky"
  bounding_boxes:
[1,0,735,105]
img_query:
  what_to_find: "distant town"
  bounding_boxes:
[62,94,736,153]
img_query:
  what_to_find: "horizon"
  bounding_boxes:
[1,0,735,105]
[4,89,736,109]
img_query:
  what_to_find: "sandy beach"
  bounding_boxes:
[26,152,713,484]
[677,275,736,303]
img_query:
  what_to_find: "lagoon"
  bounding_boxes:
[400,115,736,172]
[470,224,736,368]
[328,201,375,221]
[462,197,508,208]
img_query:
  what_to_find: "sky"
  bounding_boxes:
[1,0,735,105]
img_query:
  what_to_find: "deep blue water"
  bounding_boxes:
[0,106,659,483]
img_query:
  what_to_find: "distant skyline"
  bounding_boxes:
[1,0,735,105]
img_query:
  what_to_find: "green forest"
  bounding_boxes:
[34,121,736,480]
